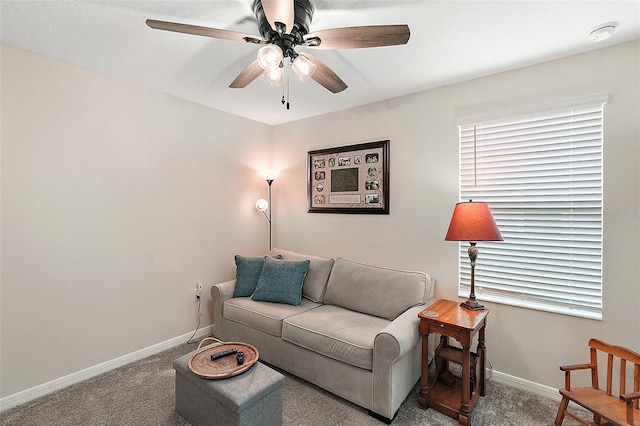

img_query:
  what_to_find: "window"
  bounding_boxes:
[457,98,606,320]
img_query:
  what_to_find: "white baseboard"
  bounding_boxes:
[447,364,560,402]
[0,324,214,412]
[491,369,561,402]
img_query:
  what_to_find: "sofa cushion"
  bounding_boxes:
[233,254,282,297]
[251,257,310,306]
[323,257,429,321]
[270,248,334,303]
[282,305,390,371]
[224,297,321,337]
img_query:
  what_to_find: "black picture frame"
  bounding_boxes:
[308,140,389,214]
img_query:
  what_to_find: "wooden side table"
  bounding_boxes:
[417,299,489,426]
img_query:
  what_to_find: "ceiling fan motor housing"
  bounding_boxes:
[253,0,314,57]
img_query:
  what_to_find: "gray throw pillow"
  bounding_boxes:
[233,255,281,297]
[251,256,310,306]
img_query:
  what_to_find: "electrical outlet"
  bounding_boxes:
[194,282,203,301]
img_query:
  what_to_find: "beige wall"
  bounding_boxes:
[271,40,640,389]
[0,45,272,397]
[1,40,638,401]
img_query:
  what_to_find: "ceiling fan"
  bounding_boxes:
[146,0,410,94]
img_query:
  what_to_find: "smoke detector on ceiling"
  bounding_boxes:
[589,23,616,42]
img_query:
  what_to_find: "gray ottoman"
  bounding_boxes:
[173,351,284,426]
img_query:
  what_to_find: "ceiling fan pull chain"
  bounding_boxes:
[286,66,290,110]
[281,67,285,105]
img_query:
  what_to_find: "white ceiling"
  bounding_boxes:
[2,0,639,125]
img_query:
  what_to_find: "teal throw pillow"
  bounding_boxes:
[251,256,310,306]
[233,255,281,297]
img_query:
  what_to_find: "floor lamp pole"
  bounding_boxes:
[267,179,273,251]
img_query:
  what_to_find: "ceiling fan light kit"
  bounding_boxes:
[146,0,410,103]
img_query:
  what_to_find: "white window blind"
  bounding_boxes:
[458,101,605,320]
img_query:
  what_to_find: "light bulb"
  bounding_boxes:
[292,54,316,81]
[257,45,283,70]
[262,67,283,86]
[256,199,269,212]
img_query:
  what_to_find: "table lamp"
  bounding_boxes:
[445,200,503,311]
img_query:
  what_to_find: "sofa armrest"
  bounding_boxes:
[374,304,424,363]
[210,280,236,328]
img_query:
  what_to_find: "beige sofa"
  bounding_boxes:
[211,249,434,422]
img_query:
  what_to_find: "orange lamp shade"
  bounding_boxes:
[445,201,503,242]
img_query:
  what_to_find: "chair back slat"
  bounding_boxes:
[590,346,599,389]
[620,359,627,397]
[607,353,614,396]
[635,364,640,410]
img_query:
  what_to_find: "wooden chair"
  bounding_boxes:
[555,338,640,426]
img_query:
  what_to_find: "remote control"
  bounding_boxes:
[210,348,237,361]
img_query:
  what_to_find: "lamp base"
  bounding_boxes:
[460,299,485,311]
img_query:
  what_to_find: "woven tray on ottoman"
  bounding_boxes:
[188,337,259,379]
[174,339,284,426]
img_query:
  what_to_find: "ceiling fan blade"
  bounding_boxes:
[261,0,294,33]
[304,53,347,94]
[229,59,264,88]
[146,19,263,43]
[305,24,410,49]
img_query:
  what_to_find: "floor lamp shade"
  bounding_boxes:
[259,169,280,182]
[445,200,502,311]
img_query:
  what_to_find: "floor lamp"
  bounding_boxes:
[445,200,503,311]
[255,170,280,251]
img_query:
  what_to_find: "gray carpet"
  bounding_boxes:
[1,339,591,425]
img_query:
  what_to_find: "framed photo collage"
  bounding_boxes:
[307,140,389,214]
